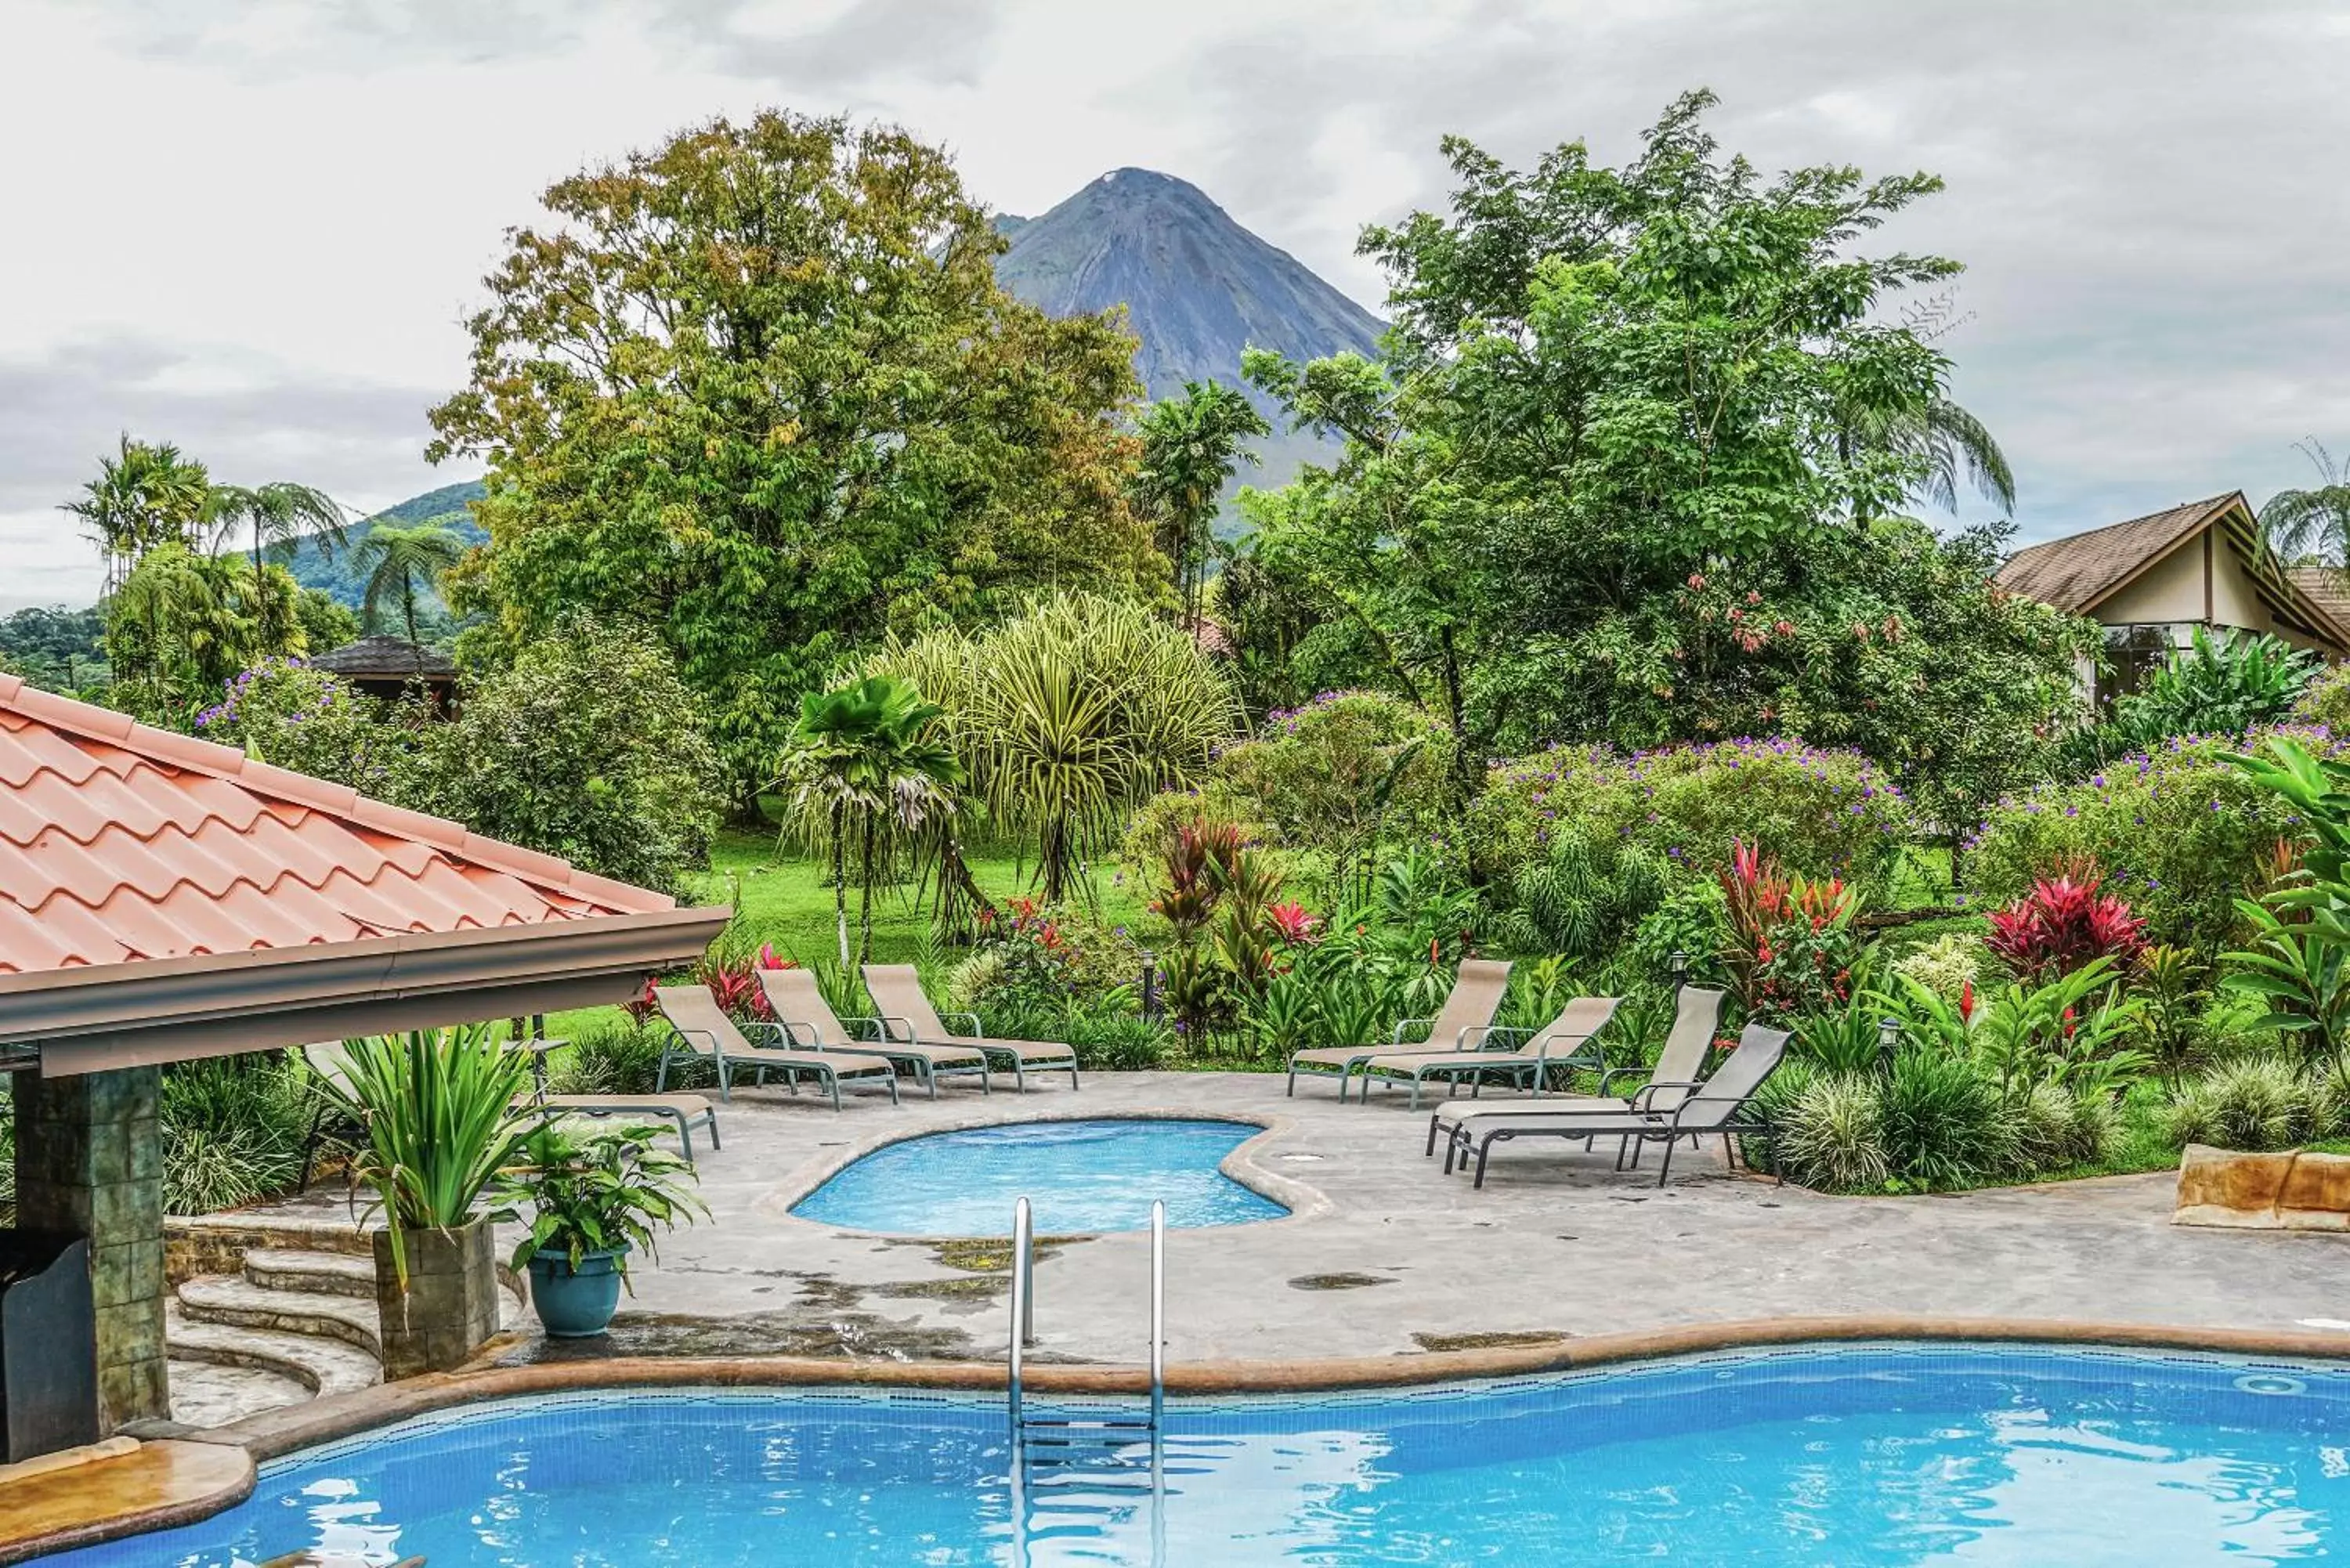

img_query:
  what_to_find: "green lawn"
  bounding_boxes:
[541,827,1154,1041]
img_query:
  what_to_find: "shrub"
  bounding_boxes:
[1891,931,1986,1002]
[2011,1082,2119,1172]
[1489,820,1672,966]
[1983,868,2148,983]
[1967,732,2328,956]
[551,1019,674,1096]
[1063,1008,1176,1071]
[2114,627,2318,744]
[1879,1049,2017,1188]
[2291,662,2350,734]
[195,656,430,798]
[1467,737,1911,898]
[1768,1071,1890,1192]
[1207,690,1454,885]
[964,900,1148,1012]
[420,620,724,898]
[2161,1057,2339,1151]
[1720,841,1869,1020]
[159,1057,312,1216]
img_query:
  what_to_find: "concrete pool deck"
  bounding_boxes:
[245,1069,2350,1367]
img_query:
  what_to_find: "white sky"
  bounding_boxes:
[5,0,2348,608]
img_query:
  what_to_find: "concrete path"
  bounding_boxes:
[256,1070,2350,1368]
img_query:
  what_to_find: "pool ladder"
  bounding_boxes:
[1007,1195,1167,1560]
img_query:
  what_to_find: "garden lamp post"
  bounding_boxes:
[1140,949,1161,1023]
[1668,950,1688,992]
[1877,1017,1901,1075]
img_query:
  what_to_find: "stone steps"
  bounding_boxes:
[176,1275,384,1357]
[164,1302,381,1398]
[241,1247,377,1300]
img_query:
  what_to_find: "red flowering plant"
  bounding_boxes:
[1983,862,2148,985]
[626,941,790,1023]
[1719,839,1871,1020]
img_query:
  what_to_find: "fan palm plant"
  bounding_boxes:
[776,675,965,963]
[62,435,212,594]
[205,481,349,652]
[355,522,465,655]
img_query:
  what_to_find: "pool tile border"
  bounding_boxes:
[18,1313,2350,1563]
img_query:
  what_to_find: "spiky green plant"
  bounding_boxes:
[313,1024,537,1288]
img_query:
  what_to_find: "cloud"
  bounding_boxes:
[0,334,461,606]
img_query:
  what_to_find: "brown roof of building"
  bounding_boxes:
[1993,494,2242,615]
[0,672,672,975]
[311,634,457,680]
[2290,567,2350,634]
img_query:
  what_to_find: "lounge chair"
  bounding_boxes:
[1424,986,1727,1155]
[653,985,899,1108]
[1442,1019,1790,1189]
[298,1040,723,1174]
[1284,959,1515,1101]
[757,967,991,1098]
[862,964,1080,1091]
[1357,995,1621,1110]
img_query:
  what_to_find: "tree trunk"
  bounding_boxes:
[856,813,877,963]
[831,801,851,967]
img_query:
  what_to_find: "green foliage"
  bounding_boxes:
[194,657,429,798]
[2220,734,2350,1093]
[1236,93,2084,817]
[1200,690,1454,900]
[1768,1068,1891,1193]
[431,110,1162,804]
[63,435,212,596]
[1467,738,1911,899]
[1968,732,2319,956]
[313,1026,537,1288]
[1132,381,1269,624]
[774,674,964,963]
[549,1019,671,1097]
[0,605,108,693]
[1891,931,1986,1003]
[486,1122,705,1279]
[2258,440,2350,592]
[2293,662,2350,735]
[105,544,297,721]
[866,593,1239,905]
[1878,1048,2017,1188]
[159,1058,312,1216]
[2011,1082,2120,1172]
[424,622,725,896]
[1491,819,1669,964]
[2161,1057,2342,1152]
[355,523,466,647]
[2070,628,2321,768]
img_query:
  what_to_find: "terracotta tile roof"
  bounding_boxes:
[1994,494,2241,615]
[0,673,673,975]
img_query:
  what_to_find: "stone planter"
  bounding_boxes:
[526,1246,630,1338]
[372,1219,499,1379]
[2175,1143,2350,1230]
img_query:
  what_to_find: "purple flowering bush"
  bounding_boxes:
[1965,730,2332,956]
[194,657,427,799]
[1465,737,1913,898]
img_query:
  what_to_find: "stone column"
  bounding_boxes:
[13,1065,168,1431]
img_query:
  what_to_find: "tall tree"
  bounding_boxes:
[428,110,1163,807]
[62,436,211,595]
[1242,92,2085,818]
[204,482,349,651]
[1132,381,1270,627]
[2260,439,2350,574]
[356,524,465,654]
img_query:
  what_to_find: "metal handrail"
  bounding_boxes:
[1008,1196,1033,1428]
[1148,1199,1165,1429]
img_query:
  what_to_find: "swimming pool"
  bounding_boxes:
[788,1116,1289,1234]
[62,1343,2350,1566]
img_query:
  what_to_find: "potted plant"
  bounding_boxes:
[488,1122,705,1338]
[313,1024,537,1378]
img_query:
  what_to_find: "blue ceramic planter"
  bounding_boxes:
[526,1246,628,1337]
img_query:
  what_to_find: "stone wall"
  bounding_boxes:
[12,1068,168,1431]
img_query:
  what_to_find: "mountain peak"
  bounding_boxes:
[994,168,1382,410]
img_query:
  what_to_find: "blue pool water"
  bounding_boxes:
[60,1345,2350,1566]
[788,1117,1289,1234]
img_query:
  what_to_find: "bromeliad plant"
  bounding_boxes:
[486,1123,706,1280]
[314,1025,539,1289]
[1983,864,2148,983]
[1720,840,1869,1020]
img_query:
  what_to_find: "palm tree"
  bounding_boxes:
[61,436,212,595]
[2259,439,2350,576]
[1836,391,2016,518]
[354,523,465,659]
[776,676,964,963]
[1132,381,1271,626]
[204,482,349,652]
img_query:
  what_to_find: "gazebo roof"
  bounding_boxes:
[0,674,727,1071]
[310,634,458,680]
